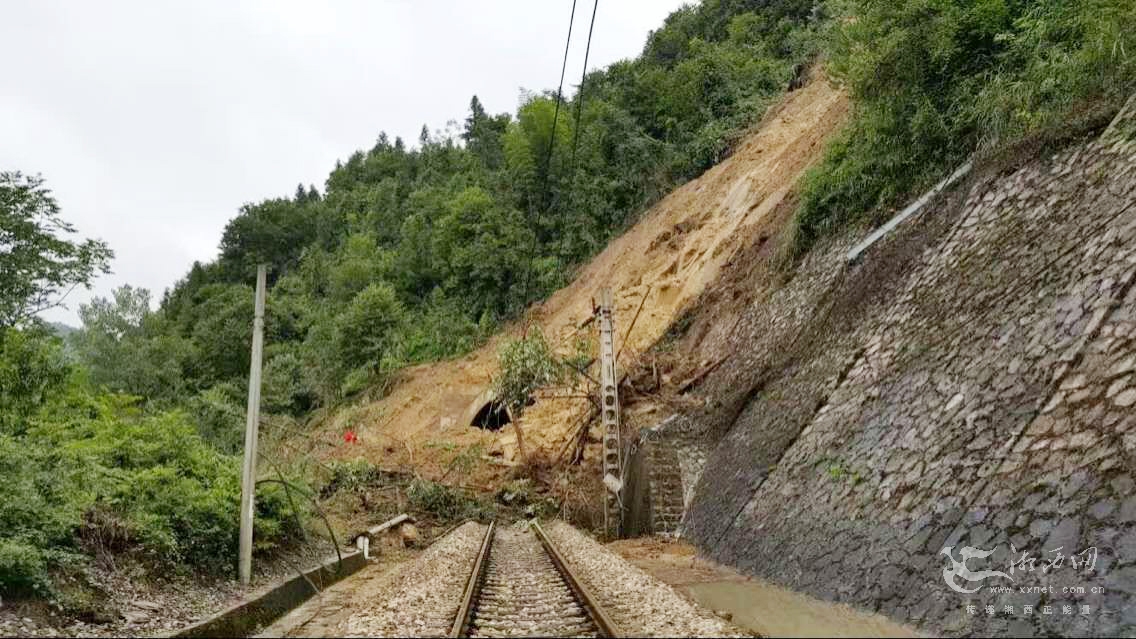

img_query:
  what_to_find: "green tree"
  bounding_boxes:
[462,95,511,170]
[72,286,194,401]
[337,282,404,371]
[503,95,574,217]
[492,329,562,413]
[328,233,387,304]
[0,173,112,327]
[261,348,312,415]
[435,187,537,317]
[218,197,339,280]
[0,328,70,436]
[185,283,255,384]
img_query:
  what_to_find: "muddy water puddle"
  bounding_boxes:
[607,537,920,638]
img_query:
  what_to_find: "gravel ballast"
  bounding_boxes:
[545,521,749,637]
[342,521,486,637]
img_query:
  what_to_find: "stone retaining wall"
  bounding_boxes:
[623,416,703,536]
[683,96,1136,636]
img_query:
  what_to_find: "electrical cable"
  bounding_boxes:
[523,0,580,309]
[569,0,599,176]
[540,0,579,211]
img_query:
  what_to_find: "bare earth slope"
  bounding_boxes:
[320,76,847,476]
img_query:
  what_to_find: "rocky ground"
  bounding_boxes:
[260,520,758,638]
[339,521,485,637]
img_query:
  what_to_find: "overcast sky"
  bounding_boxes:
[2,0,687,325]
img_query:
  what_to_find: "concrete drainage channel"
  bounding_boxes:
[171,515,414,638]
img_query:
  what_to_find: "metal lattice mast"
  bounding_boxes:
[598,288,622,538]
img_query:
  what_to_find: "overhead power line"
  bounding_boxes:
[569,0,600,174]
[524,0,580,309]
[541,0,579,209]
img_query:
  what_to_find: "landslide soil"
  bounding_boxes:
[313,74,849,489]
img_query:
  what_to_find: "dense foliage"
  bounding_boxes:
[0,326,304,597]
[794,0,1136,250]
[0,198,301,597]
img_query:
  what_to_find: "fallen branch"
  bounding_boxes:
[616,285,651,362]
[555,407,597,465]
[677,356,729,394]
[561,356,599,386]
[482,455,520,467]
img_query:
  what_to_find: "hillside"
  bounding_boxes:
[314,75,847,482]
[1,2,828,628]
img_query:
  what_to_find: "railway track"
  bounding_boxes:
[450,521,621,638]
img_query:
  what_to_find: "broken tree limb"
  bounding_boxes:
[560,356,599,387]
[616,285,651,362]
[482,455,520,467]
[678,356,729,394]
[509,403,529,462]
[555,405,599,466]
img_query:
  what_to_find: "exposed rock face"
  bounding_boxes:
[676,95,1136,636]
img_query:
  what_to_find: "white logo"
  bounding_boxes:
[940,546,1014,594]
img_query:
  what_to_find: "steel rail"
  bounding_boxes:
[450,520,495,638]
[531,521,622,638]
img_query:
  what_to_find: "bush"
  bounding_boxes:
[301,312,344,406]
[0,328,70,436]
[407,479,484,522]
[385,290,496,367]
[0,392,306,597]
[495,479,559,519]
[0,539,49,597]
[339,366,372,398]
[262,348,314,415]
[187,382,246,453]
[794,0,1136,253]
[321,459,384,495]
[492,329,563,413]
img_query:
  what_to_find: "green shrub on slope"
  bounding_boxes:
[795,0,1136,251]
[0,333,304,597]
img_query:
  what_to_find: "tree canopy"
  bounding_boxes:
[0,172,112,328]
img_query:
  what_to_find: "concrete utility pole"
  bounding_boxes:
[239,265,267,586]
[598,288,622,538]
